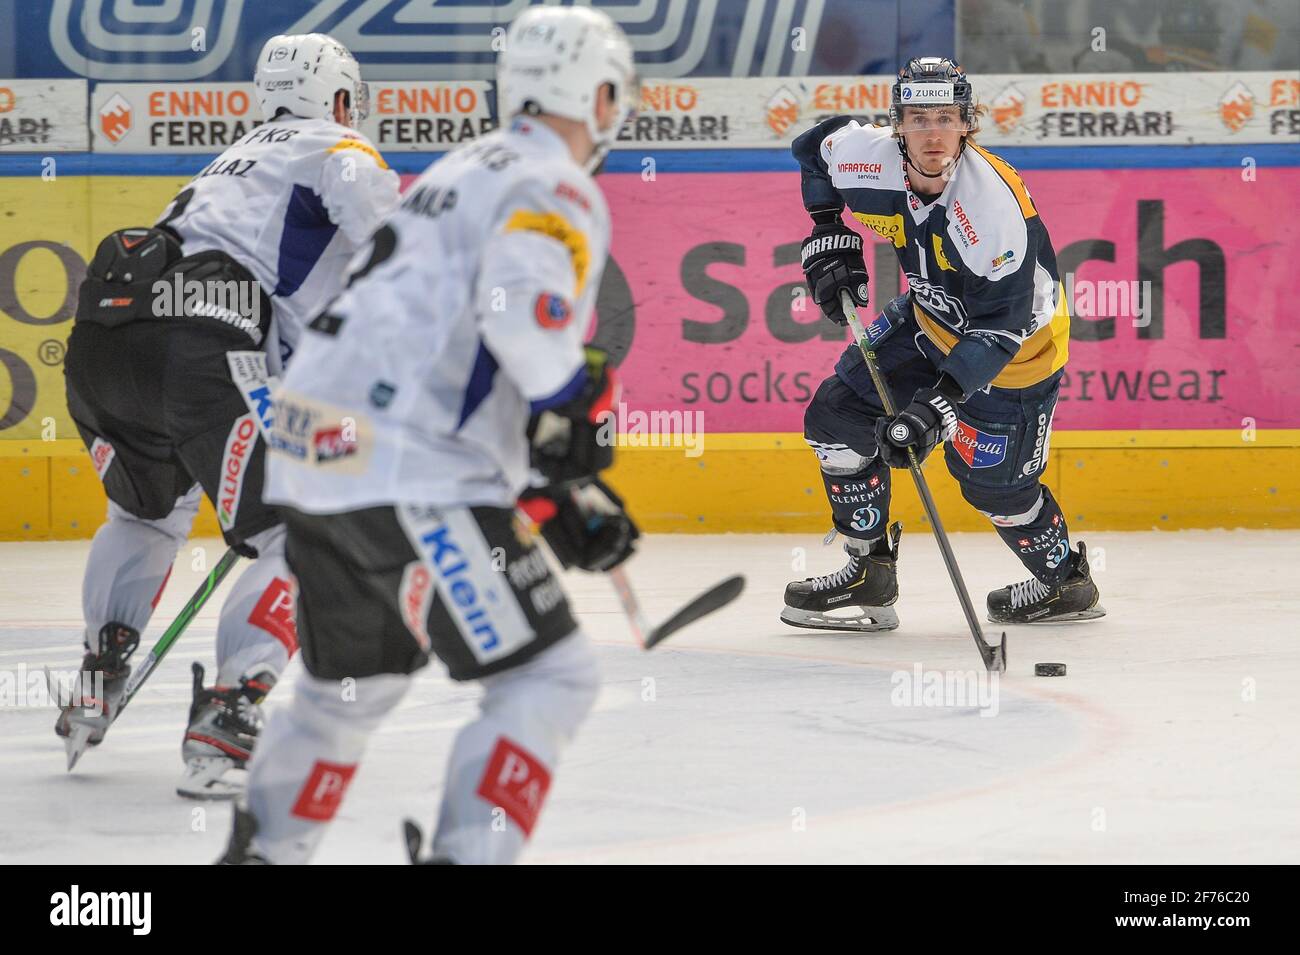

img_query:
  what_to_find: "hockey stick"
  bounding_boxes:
[545,486,746,650]
[609,567,745,650]
[840,290,1006,672]
[64,547,242,770]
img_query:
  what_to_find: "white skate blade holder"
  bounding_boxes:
[780,604,900,633]
[177,757,247,801]
[988,605,1107,625]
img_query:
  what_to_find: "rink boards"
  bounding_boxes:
[1,148,1299,536]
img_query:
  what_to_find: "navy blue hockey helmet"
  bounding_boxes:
[889,56,974,129]
[889,57,975,168]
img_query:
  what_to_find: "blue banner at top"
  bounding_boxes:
[4,0,954,82]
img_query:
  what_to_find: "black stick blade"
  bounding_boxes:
[644,575,745,650]
[402,819,424,864]
[980,631,1008,673]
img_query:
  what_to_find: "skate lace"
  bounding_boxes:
[199,687,262,737]
[1009,576,1052,610]
[812,553,863,592]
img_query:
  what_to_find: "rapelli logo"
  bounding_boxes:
[951,420,1007,469]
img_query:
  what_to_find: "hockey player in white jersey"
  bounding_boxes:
[57,33,399,798]
[218,6,639,865]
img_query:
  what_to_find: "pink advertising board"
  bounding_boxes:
[400,167,1300,431]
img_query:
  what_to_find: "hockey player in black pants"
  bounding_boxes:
[55,33,398,796]
[782,56,1104,631]
[218,6,640,864]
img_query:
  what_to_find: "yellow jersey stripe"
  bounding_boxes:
[504,209,591,293]
[912,283,1070,389]
[327,139,390,170]
[969,144,1037,220]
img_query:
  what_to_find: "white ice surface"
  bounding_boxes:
[1,529,1297,864]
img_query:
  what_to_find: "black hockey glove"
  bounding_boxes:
[528,346,619,485]
[874,381,960,469]
[519,478,640,573]
[800,210,870,326]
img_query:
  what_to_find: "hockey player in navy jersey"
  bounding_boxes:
[782,57,1104,631]
[218,6,640,864]
[56,33,399,797]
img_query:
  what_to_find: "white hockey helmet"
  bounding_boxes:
[496,6,637,168]
[254,33,370,127]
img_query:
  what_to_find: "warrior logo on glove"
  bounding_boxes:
[800,212,870,326]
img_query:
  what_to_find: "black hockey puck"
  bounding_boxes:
[1034,663,1067,677]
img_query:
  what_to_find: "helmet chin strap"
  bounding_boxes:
[899,134,969,188]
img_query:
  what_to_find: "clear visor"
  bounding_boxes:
[352,80,371,122]
[897,109,969,133]
[620,72,641,118]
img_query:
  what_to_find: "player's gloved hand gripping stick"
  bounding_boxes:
[520,481,745,651]
[62,548,242,770]
[841,290,1007,672]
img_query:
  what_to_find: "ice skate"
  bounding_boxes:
[215,804,270,864]
[54,622,140,769]
[987,541,1106,624]
[177,662,276,800]
[781,522,901,632]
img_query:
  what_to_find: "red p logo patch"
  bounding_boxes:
[475,737,552,837]
[248,576,298,655]
[291,760,357,821]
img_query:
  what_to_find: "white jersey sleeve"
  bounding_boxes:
[315,134,401,245]
[162,118,400,368]
[475,175,604,411]
[263,119,613,514]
